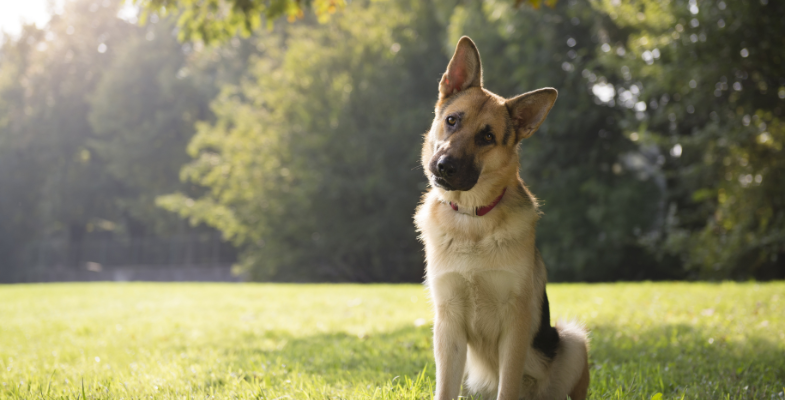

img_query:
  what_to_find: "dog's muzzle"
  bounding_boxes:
[429,154,480,191]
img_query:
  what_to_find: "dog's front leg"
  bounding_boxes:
[433,307,467,400]
[496,300,531,400]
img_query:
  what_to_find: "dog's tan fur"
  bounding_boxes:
[414,37,590,400]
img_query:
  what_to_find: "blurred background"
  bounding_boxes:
[0,0,782,283]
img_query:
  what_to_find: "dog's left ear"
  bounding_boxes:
[439,36,483,100]
[506,88,558,141]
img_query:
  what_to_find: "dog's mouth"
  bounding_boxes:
[431,175,477,192]
[431,176,455,191]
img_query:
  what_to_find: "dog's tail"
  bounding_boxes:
[536,320,590,400]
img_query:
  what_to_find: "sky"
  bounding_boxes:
[0,0,65,38]
[0,0,137,40]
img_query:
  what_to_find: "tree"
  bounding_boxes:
[159,0,680,282]
[0,0,240,280]
[87,18,213,236]
[436,1,670,280]
[159,0,448,281]
[135,0,557,43]
[592,0,785,279]
[0,0,135,275]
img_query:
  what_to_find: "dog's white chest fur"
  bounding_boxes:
[417,191,539,342]
[430,268,524,345]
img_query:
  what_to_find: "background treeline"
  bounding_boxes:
[0,0,245,279]
[0,0,782,282]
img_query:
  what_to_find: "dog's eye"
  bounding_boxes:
[484,132,494,142]
[446,116,457,126]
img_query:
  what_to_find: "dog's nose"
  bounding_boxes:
[437,156,457,178]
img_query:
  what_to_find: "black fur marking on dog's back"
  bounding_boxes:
[532,290,560,359]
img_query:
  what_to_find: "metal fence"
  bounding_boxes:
[4,233,240,283]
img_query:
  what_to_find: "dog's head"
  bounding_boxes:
[422,36,557,194]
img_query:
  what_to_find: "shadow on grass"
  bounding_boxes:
[212,323,784,399]
[589,324,785,399]
[225,325,435,385]
[3,322,782,399]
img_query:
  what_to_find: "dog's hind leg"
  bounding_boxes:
[534,321,590,400]
[568,355,590,400]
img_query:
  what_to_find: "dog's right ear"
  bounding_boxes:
[439,36,483,100]
[506,88,558,142]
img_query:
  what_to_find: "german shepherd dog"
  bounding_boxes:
[414,37,590,400]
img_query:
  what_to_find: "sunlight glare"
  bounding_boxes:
[0,0,65,38]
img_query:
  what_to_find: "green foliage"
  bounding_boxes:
[1,282,783,398]
[159,0,446,281]
[164,0,677,281]
[87,18,212,234]
[135,0,557,43]
[137,0,338,44]
[0,0,236,278]
[2,0,782,282]
[0,0,136,270]
[443,1,669,281]
[592,0,785,278]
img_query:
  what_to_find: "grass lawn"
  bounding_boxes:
[0,282,783,399]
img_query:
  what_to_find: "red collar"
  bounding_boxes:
[449,188,506,216]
